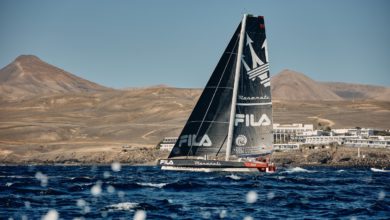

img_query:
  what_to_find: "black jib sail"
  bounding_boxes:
[169,15,273,160]
[231,16,273,157]
[168,24,241,158]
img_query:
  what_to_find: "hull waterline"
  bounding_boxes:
[158,159,276,173]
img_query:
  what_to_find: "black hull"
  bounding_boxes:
[158,159,276,173]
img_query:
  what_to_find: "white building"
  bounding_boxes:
[273,123,314,143]
[159,137,178,151]
[273,143,300,151]
[305,136,358,145]
[335,128,375,137]
[345,136,390,148]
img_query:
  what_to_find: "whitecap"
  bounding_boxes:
[70,176,92,180]
[226,174,241,180]
[267,192,275,200]
[105,202,138,211]
[371,168,390,173]
[5,182,13,187]
[137,182,167,188]
[336,169,345,173]
[0,175,26,179]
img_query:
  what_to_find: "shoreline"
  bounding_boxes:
[0,146,389,169]
[0,163,387,169]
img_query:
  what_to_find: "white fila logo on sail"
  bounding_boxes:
[235,114,271,127]
[241,33,270,87]
[178,134,212,147]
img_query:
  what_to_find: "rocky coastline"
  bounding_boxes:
[1,145,389,169]
[271,146,390,169]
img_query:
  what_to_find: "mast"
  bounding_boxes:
[225,14,248,161]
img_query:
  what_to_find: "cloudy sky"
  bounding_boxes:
[1,0,389,88]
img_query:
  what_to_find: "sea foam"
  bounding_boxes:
[284,167,316,173]
[137,182,167,188]
[104,202,138,211]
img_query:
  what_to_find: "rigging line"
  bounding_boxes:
[188,121,229,124]
[186,27,241,158]
[216,134,228,157]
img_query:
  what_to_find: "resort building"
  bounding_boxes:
[304,136,357,145]
[345,136,390,148]
[159,126,389,151]
[273,123,314,143]
[159,137,177,151]
[273,143,300,151]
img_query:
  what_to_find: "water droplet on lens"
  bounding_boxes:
[24,201,31,208]
[133,210,146,220]
[76,199,86,207]
[107,185,115,194]
[83,206,91,214]
[378,190,385,200]
[42,209,59,220]
[103,171,111,179]
[101,211,108,218]
[118,191,125,198]
[111,162,121,172]
[35,171,48,187]
[243,216,253,220]
[219,209,227,218]
[91,184,102,196]
[246,191,257,203]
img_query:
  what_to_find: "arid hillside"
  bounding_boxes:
[271,70,342,101]
[0,55,110,101]
[322,82,390,102]
[0,55,389,164]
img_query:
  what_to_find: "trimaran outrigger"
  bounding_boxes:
[158,14,276,172]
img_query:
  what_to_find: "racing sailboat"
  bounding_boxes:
[158,14,276,172]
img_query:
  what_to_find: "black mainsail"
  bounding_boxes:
[231,16,273,157]
[168,24,241,158]
[162,14,275,172]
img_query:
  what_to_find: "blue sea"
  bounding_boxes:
[1,165,389,220]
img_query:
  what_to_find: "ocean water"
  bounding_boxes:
[0,166,389,220]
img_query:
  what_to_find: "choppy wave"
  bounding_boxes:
[1,166,389,219]
[104,202,138,211]
[226,174,241,180]
[137,182,167,188]
[371,168,390,173]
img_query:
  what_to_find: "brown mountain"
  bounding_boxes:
[271,69,342,101]
[0,55,110,101]
[321,82,390,102]
[0,57,389,164]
